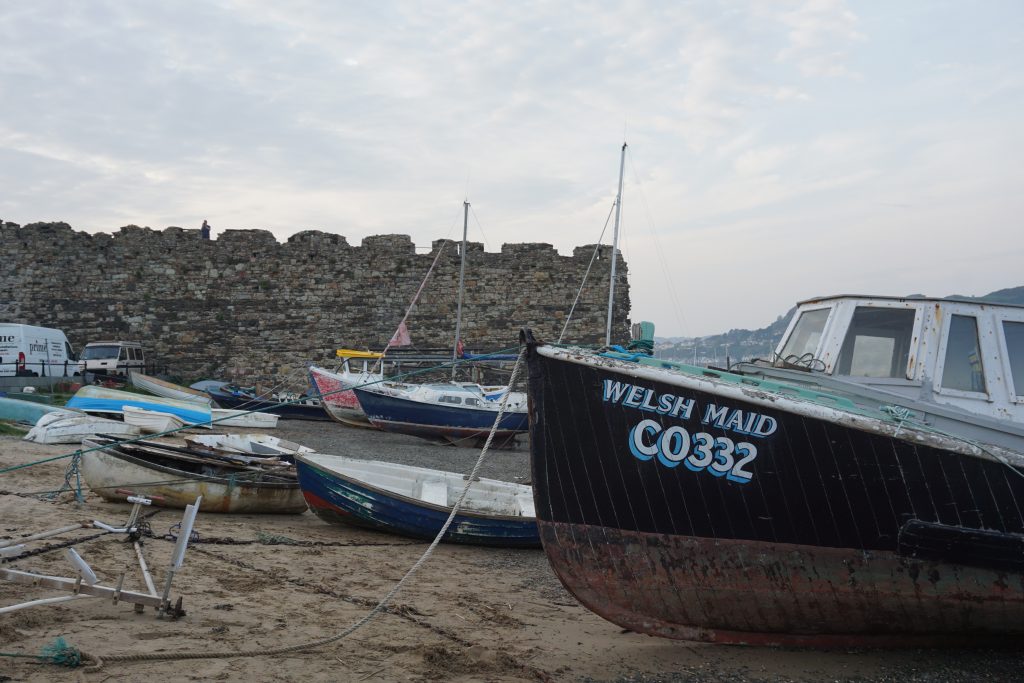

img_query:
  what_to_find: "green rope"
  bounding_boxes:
[625,338,655,355]
[254,531,300,545]
[40,637,83,667]
[0,638,83,667]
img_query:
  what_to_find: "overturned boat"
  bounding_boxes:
[24,411,141,444]
[523,295,1024,646]
[295,453,539,547]
[67,385,212,426]
[129,370,213,405]
[80,436,305,514]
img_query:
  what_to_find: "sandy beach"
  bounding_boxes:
[2,420,1022,682]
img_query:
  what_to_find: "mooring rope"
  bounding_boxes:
[65,347,527,670]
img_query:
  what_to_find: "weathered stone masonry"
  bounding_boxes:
[1,222,630,383]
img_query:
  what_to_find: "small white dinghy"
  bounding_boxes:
[122,406,187,434]
[211,408,280,429]
[24,411,141,445]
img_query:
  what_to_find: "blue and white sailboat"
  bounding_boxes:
[351,201,528,444]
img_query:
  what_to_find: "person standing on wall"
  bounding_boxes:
[201,219,211,240]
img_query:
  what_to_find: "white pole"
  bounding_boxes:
[605,142,627,346]
[0,523,88,549]
[0,594,91,615]
[452,200,469,380]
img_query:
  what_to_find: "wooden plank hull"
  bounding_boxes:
[80,444,306,514]
[526,342,1024,643]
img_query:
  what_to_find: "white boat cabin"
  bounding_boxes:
[771,295,1024,423]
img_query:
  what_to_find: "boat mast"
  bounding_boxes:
[605,142,627,346]
[452,200,469,380]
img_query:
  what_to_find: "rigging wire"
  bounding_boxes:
[469,205,492,252]
[626,150,691,341]
[558,201,616,343]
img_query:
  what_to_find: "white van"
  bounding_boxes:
[81,341,146,377]
[0,323,81,378]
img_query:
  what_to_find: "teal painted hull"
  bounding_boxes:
[0,396,75,424]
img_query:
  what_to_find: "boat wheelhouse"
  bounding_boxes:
[762,294,1024,420]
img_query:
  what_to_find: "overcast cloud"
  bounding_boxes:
[1,1,1021,336]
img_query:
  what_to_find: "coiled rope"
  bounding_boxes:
[74,347,526,671]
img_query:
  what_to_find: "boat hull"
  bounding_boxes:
[67,386,211,425]
[24,414,140,444]
[526,343,1024,642]
[353,387,527,441]
[295,456,540,547]
[0,396,76,424]
[211,408,280,428]
[207,390,330,422]
[80,445,307,514]
[308,366,377,428]
[129,371,212,405]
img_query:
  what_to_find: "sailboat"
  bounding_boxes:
[522,144,1024,645]
[308,349,385,429]
[350,201,529,445]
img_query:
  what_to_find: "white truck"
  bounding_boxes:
[0,323,81,378]
[80,340,146,377]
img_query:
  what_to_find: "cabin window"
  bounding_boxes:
[118,347,128,361]
[465,398,480,406]
[941,315,986,393]
[836,307,917,378]
[777,308,830,364]
[438,395,462,405]
[1004,321,1024,397]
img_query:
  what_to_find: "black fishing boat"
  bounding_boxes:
[523,295,1024,646]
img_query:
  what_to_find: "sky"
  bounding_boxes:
[1,1,1022,337]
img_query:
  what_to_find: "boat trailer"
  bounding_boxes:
[0,490,201,618]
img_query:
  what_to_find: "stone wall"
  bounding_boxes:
[0,222,630,385]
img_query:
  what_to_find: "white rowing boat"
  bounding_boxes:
[211,408,280,429]
[129,370,213,405]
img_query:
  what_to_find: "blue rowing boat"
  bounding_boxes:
[295,453,539,547]
[66,385,211,425]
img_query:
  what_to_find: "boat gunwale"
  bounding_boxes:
[533,343,1024,468]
